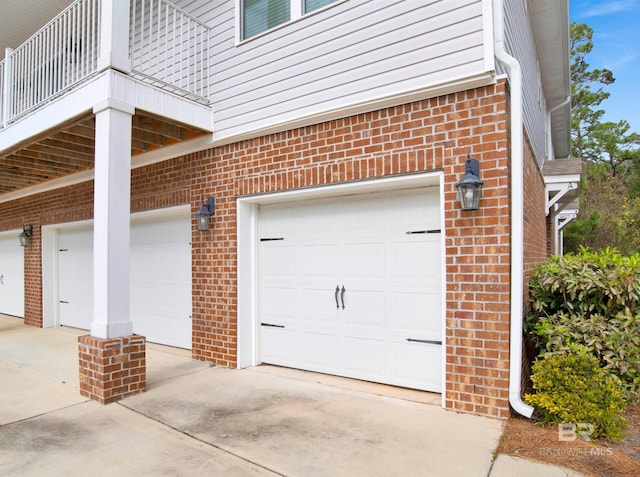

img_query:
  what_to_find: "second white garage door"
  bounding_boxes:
[0,231,25,318]
[259,187,443,392]
[57,209,192,349]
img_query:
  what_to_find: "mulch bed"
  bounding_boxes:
[496,406,640,477]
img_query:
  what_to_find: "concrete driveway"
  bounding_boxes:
[0,315,506,476]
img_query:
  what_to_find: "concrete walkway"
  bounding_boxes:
[0,316,582,476]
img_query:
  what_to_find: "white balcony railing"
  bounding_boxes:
[5,0,100,125]
[0,59,5,125]
[0,0,210,129]
[130,0,210,102]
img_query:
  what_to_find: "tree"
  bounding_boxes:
[565,163,640,255]
[565,23,640,253]
[583,120,640,176]
[570,23,615,159]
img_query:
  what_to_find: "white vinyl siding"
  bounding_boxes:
[501,0,547,166]
[176,0,490,141]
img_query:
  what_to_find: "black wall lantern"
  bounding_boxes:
[18,224,33,247]
[455,155,484,211]
[195,197,215,231]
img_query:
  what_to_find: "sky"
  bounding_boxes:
[570,1,640,134]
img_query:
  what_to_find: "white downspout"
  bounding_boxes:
[493,0,534,418]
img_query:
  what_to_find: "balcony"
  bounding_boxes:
[0,0,213,196]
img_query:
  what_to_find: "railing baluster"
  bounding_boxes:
[0,59,4,127]
[81,2,85,77]
[1,50,10,127]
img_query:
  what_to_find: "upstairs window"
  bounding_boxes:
[242,0,338,40]
[304,0,336,13]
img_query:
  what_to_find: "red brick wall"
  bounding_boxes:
[189,81,513,417]
[442,84,512,418]
[522,134,549,297]
[521,131,550,393]
[0,79,526,418]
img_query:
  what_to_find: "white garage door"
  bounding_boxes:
[57,210,192,348]
[259,187,442,392]
[0,231,25,318]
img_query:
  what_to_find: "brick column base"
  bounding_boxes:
[78,334,146,404]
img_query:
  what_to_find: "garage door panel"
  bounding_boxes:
[131,218,187,244]
[342,336,385,375]
[392,242,440,280]
[343,212,386,237]
[131,247,186,278]
[263,327,341,371]
[301,244,338,277]
[131,281,187,314]
[262,286,297,321]
[297,331,340,369]
[0,234,25,317]
[391,341,442,391]
[393,187,439,213]
[259,187,442,392]
[58,244,93,330]
[344,242,385,278]
[300,287,340,322]
[58,250,93,329]
[343,290,385,327]
[261,327,297,362]
[392,292,442,333]
[135,312,191,348]
[261,245,297,277]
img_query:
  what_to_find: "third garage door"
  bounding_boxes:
[258,187,443,392]
[0,231,24,318]
[57,209,192,348]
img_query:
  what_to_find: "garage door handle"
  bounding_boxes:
[60,300,69,304]
[340,286,346,310]
[335,285,340,309]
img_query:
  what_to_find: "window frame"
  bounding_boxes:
[236,0,344,44]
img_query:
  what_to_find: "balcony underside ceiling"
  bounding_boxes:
[0,111,209,195]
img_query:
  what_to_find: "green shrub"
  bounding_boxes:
[528,247,640,398]
[525,353,627,440]
[529,247,640,321]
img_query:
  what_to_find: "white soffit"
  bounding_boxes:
[529,0,571,158]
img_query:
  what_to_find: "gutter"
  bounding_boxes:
[548,95,572,161]
[492,0,535,418]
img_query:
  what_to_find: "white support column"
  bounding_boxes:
[91,99,135,339]
[551,207,560,255]
[2,48,13,127]
[97,0,131,73]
